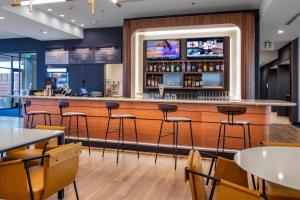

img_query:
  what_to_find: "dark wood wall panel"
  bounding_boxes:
[123,11,258,99]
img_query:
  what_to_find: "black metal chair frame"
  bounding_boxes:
[59,101,91,155]
[23,99,51,129]
[216,106,252,154]
[155,104,194,170]
[102,102,139,164]
[22,154,79,200]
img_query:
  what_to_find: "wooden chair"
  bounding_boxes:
[0,143,82,200]
[185,150,264,200]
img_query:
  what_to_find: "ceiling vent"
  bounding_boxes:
[285,13,300,26]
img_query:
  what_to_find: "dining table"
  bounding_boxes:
[0,127,65,199]
[234,146,300,191]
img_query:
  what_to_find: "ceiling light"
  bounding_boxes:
[43,31,48,34]
[20,0,67,6]
[47,8,53,12]
[277,30,284,34]
[71,19,76,23]
[80,24,85,27]
[111,0,122,7]
[0,17,5,20]
[60,14,65,18]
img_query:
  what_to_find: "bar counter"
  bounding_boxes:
[3,95,296,151]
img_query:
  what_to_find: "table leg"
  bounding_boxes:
[58,133,65,199]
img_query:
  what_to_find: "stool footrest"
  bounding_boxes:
[220,136,245,139]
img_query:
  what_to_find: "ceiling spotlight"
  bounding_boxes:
[111,0,122,7]
[71,19,76,23]
[47,8,53,12]
[60,14,65,18]
[277,30,284,34]
[18,0,67,6]
[0,17,5,20]
[80,24,85,27]
[40,30,48,34]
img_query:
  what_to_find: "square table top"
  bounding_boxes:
[0,127,64,153]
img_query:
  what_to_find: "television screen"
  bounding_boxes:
[146,40,181,60]
[186,38,224,59]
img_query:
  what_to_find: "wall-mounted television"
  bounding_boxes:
[186,37,224,59]
[146,40,181,60]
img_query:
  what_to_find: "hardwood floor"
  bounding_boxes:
[48,149,213,200]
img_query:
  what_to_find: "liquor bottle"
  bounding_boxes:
[192,77,196,87]
[209,63,214,72]
[149,63,153,72]
[166,63,170,72]
[188,76,192,87]
[221,62,224,72]
[203,62,208,72]
[151,75,155,87]
[146,64,149,72]
[147,76,151,87]
[182,62,186,72]
[153,63,157,72]
[187,62,191,72]
[191,63,196,72]
[176,62,180,72]
[216,63,220,72]
[198,63,203,73]
[154,77,158,87]
[200,76,203,86]
[171,63,175,72]
[184,76,188,87]
[162,62,166,72]
[157,63,161,72]
[195,77,199,87]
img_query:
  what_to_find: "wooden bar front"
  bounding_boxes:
[24,98,271,150]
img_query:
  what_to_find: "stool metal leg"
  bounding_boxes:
[85,116,91,155]
[102,117,111,158]
[73,181,79,200]
[30,114,34,129]
[121,118,125,152]
[155,120,164,164]
[67,116,72,143]
[174,121,179,170]
[60,116,64,126]
[48,114,51,126]
[44,114,47,125]
[26,114,30,128]
[133,118,139,159]
[116,118,122,164]
[222,124,226,152]
[242,125,247,149]
[216,123,223,154]
[248,124,252,148]
[189,121,194,149]
[172,122,175,159]
[76,116,79,140]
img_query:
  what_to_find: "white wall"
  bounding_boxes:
[131,24,241,100]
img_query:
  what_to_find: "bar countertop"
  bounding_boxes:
[1,95,296,107]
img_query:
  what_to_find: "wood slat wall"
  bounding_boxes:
[123,11,258,99]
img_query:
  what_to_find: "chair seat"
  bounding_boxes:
[27,111,50,115]
[111,114,136,119]
[62,112,87,116]
[29,166,44,200]
[166,117,192,122]
[5,149,44,161]
[221,120,250,125]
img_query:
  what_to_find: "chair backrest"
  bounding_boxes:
[41,142,82,199]
[105,102,119,116]
[0,160,30,200]
[214,157,248,188]
[185,150,206,200]
[34,125,66,149]
[158,104,177,120]
[58,101,69,115]
[23,99,31,114]
[216,179,261,200]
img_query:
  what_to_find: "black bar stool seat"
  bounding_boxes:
[155,104,194,170]
[102,102,139,163]
[23,99,51,128]
[216,105,252,154]
[59,100,91,155]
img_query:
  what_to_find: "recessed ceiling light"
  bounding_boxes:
[80,24,85,27]
[71,19,76,23]
[43,31,48,34]
[60,14,65,18]
[47,8,53,12]
[278,30,284,34]
[0,17,5,20]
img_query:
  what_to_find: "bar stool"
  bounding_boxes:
[23,99,51,128]
[216,106,252,153]
[59,100,91,154]
[102,102,139,164]
[155,104,194,170]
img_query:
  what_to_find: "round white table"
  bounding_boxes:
[234,146,300,190]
